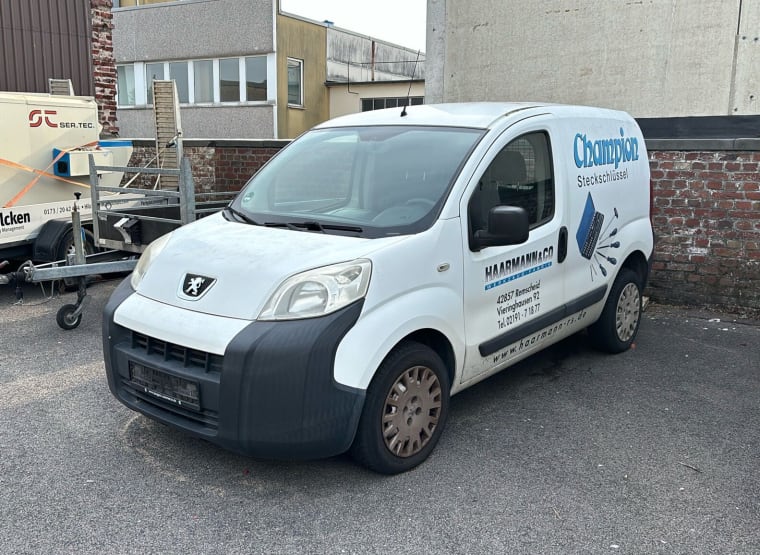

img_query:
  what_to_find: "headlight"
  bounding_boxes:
[130,232,172,289]
[258,259,372,320]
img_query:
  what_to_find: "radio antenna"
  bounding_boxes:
[400,50,421,117]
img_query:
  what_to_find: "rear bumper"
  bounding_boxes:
[103,278,365,460]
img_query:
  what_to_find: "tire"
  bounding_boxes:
[350,341,450,474]
[56,303,82,330]
[588,267,642,353]
[58,229,95,291]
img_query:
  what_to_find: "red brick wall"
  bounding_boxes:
[212,147,284,192]
[90,0,117,136]
[126,142,286,193]
[648,150,760,314]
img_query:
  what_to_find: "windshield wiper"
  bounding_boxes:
[264,221,364,234]
[224,206,260,225]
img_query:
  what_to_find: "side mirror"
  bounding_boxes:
[471,206,529,251]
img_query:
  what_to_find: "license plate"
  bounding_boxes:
[128,361,200,411]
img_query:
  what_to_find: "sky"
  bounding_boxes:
[279,0,427,52]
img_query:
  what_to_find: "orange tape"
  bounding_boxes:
[2,140,100,208]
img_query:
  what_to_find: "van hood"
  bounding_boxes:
[135,213,400,320]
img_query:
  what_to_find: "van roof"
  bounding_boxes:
[317,102,631,130]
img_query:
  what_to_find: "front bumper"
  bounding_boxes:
[102,278,366,460]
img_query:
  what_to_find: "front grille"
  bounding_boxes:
[131,331,223,373]
[121,380,219,430]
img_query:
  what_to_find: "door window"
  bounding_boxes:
[468,131,555,241]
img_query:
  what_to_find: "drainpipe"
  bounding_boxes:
[371,40,376,81]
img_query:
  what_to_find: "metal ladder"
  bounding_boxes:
[152,79,184,191]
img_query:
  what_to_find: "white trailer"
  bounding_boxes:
[0,90,132,262]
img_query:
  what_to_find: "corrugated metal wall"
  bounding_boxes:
[0,0,94,95]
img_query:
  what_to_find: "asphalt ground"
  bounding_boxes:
[0,277,758,554]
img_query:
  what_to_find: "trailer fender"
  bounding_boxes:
[31,220,81,262]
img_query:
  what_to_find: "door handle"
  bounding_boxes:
[558,226,568,263]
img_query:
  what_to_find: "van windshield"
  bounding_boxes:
[231,125,485,237]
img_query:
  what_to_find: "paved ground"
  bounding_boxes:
[0,277,758,554]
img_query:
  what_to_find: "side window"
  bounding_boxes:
[468,131,555,239]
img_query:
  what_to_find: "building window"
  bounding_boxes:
[362,97,424,112]
[287,58,303,106]
[117,55,272,107]
[145,62,165,104]
[245,56,267,102]
[169,62,189,103]
[193,59,214,103]
[219,58,240,102]
[117,64,135,106]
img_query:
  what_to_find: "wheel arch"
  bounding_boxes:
[620,249,650,290]
[395,328,456,389]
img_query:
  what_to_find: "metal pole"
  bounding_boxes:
[179,157,196,225]
[88,154,102,246]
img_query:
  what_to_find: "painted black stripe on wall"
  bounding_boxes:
[637,116,760,140]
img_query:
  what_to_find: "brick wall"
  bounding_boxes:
[648,150,760,315]
[126,140,287,193]
[90,0,118,136]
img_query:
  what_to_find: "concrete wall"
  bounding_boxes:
[113,0,277,139]
[117,105,275,140]
[328,81,425,118]
[426,0,760,118]
[113,0,274,61]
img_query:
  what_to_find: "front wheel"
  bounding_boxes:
[588,267,642,353]
[350,341,450,474]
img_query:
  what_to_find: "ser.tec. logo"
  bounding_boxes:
[28,109,58,128]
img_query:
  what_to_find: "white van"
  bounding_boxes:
[103,103,653,474]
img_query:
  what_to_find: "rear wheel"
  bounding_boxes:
[588,267,642,353]
[351,341,450,474]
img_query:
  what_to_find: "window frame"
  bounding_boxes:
[361,96,425,112]
[287,57,304,107]
[116,55,273,108]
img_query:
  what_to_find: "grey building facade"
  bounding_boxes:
[426,0,759,117]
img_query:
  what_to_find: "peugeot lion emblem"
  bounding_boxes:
[179,273,216,300]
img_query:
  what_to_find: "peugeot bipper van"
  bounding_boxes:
[103,103,653,474]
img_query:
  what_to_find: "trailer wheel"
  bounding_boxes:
[58,229,95,290]
[56,304,82,330]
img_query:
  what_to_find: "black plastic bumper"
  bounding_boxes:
[103,278,366,460]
